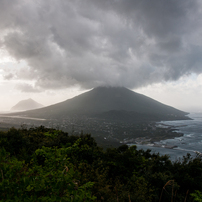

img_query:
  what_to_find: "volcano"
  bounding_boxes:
[12,87,189,122]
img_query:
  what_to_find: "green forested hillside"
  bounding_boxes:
[0,126,201,201]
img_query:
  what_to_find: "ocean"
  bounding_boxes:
[136,113,202,161]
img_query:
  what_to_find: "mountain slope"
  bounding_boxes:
[11,98,43,111]
[15,87,189,121]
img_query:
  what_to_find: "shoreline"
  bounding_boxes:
[123,122,185,149]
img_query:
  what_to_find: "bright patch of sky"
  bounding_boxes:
[136,73,202,112]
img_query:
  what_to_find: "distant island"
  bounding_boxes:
[11,98,43,111]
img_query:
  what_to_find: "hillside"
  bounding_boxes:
[11,98,43,111]
[12,86,189,121]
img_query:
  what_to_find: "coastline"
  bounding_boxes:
[124,121,186,150]
[127,114,202,161]
[0,114,193,151]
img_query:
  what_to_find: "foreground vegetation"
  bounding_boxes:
[0,126,202,201]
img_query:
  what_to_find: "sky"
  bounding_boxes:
[0,0,202,112]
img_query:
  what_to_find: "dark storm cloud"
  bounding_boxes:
[0,0,202,91]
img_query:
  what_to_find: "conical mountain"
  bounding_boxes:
[11,98,43,111]
[17,87,189,121]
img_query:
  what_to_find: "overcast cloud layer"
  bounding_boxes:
[1,0,202,92]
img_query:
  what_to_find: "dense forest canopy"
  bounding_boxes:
[0,126,202,201]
